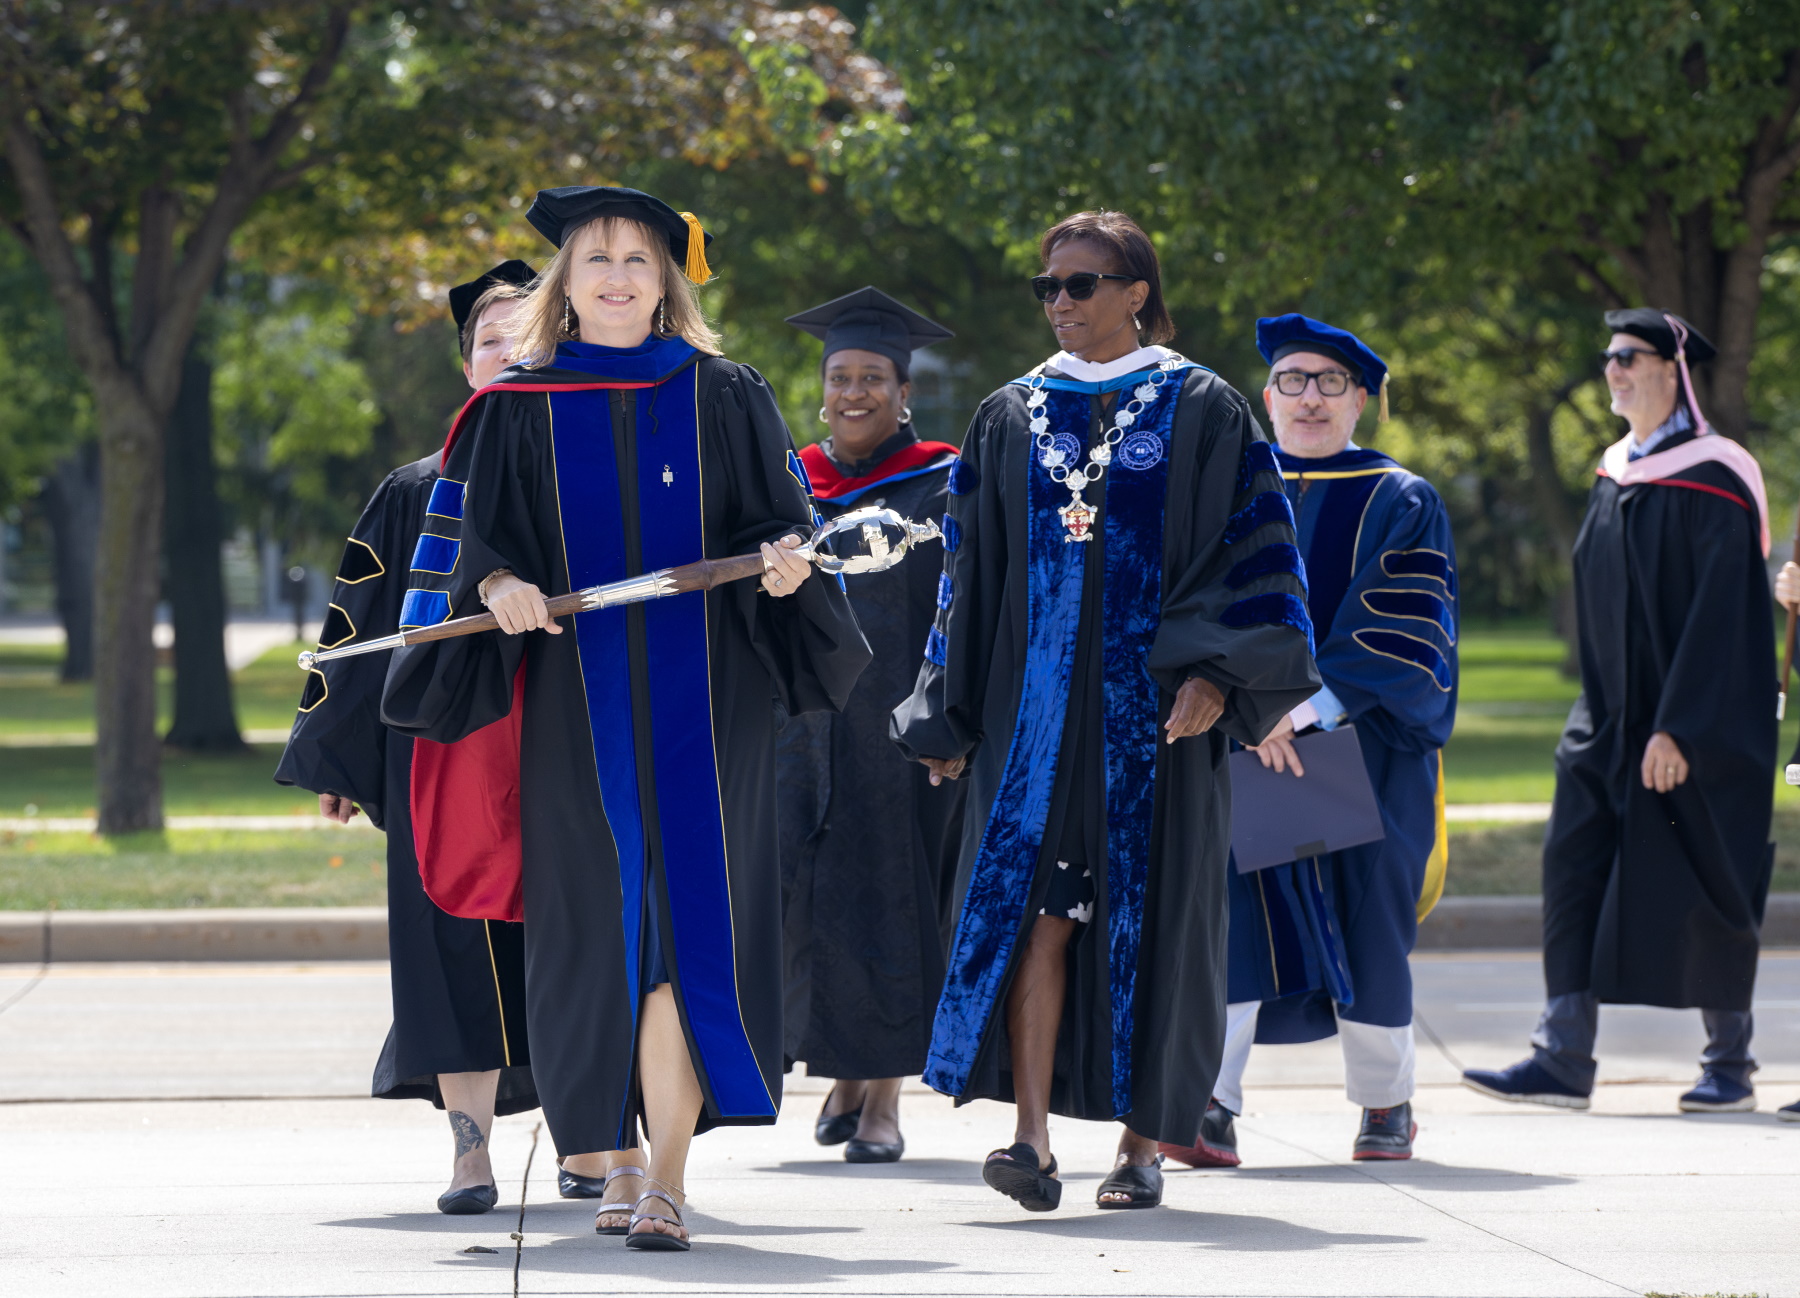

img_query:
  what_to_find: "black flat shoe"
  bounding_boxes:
[437,1183,498,1215]
[558,1167,609,1199]
[844,1134,904,1163]
[814,1094,862,1146]
[982,1142,1061,1212]
[1096,1158,1164,1209]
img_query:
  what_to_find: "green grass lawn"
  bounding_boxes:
[2,629,1796,905]
[0,829,387,909]
[1444,627,1800,812]
[0,640,310,736]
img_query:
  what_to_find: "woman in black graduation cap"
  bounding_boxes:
[381,186,869,1250]
[776,288,967,1163]
[277,259,538,1216]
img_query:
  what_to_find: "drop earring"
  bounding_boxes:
[563,296,576,339]
[1132,313,1142,335]
[818,406,829,423]
[657,297,668,335]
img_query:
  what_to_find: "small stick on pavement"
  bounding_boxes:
[512,1121,541,1298]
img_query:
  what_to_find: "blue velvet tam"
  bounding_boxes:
[1256,313,1389,405]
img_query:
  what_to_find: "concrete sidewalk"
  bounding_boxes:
[0,954,1796,1296]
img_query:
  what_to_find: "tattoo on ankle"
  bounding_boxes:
[448,1110,486,1159]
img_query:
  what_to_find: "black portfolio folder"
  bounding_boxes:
[1228,724,1386,873]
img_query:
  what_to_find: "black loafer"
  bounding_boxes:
[437,1183,498,1215]
[814,1098,862,1146]
[558,1167,608,1199]
[844,1134,904,1163]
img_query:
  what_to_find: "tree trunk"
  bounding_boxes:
[92,386,168,834]
[1522,379,1585,676]
[39,443,100,683]
[162,343,244,752]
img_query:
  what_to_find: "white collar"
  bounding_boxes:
[1045,344,1176,383]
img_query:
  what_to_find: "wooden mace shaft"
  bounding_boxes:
[396,551,770,647]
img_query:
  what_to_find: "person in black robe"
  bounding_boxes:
[775,288,967,1163]
[892,211,1319,1211]
[381,186,869,1250]
[1463,308,1777,1115]
[274,260,538,1216]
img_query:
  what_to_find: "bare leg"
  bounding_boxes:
[438,1070,500,1192]
[632,984,703,1244]
[1098,1125,1163,1204]
[592,1145,647,1230]
[853,1077,905,1144]
[1005,915,1076,1169]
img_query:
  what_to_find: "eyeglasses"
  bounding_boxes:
[1271,369,1354,398]
[1030,272,1139,303]
[1599,346,1658,369]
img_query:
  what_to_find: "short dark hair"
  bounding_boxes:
[1037,210,1175,346]
[458,282,530,364]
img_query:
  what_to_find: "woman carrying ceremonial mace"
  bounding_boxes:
[381,186,870,1250]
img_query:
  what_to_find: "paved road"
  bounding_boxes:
[2,955,1796,1297]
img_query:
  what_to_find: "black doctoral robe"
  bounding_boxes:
[1545,429,1775,1012]
[892,356,1319,1143]
[275,455,536,1114]
[777,430,968,1080]
[381,340,869,1153]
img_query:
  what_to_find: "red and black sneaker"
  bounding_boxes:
[1158,1099,1241,1169]
[1352,1102,1417,1161]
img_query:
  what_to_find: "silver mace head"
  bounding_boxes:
[297,649,318,670]
[799,505,943,575]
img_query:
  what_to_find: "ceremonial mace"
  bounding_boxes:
[296,505,941,671]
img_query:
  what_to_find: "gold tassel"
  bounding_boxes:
[678,212,710,285]
[1379,371,1390,423]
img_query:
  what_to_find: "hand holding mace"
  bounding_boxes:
[297,505,941,671]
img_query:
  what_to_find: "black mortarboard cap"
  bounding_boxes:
[1603,307,1716,364]
[523,185,713,283]
[784,286,954,376]
[448,259,537,342]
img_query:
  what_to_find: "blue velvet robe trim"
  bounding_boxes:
[923,363,1192,1111]
[1222,591,1315,654]
[1224,491,1296,546]
[549,373,775,1131]
[949,458,979,496]
[1226,542,1306,591]
[1237,439,1280,494]
[942,513,962,552]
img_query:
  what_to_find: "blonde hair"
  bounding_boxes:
[507,217,722,366]
[458,282,533,365]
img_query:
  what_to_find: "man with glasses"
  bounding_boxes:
[1463,308,1776,1116]
[1161,314,1456,1167]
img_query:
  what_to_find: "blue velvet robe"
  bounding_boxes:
[892,358,1319,1141]
[1227,444,1458,1041]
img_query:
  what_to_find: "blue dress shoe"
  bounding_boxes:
[1353,1102,1417,1160]
[1461,1058,1591,1110]
[1678,1070,1756,1113]
[1777,1099,1800,1123]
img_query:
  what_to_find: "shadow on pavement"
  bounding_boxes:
[960,1206,1424,1251]
[512,1230,971,1282]
[751,1156,985,1184]
[1213,1160,1575,1192]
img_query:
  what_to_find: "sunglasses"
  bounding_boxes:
[1030,272,1139,303]
[1271,368,1354,398]
[1599,346,1659,369]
